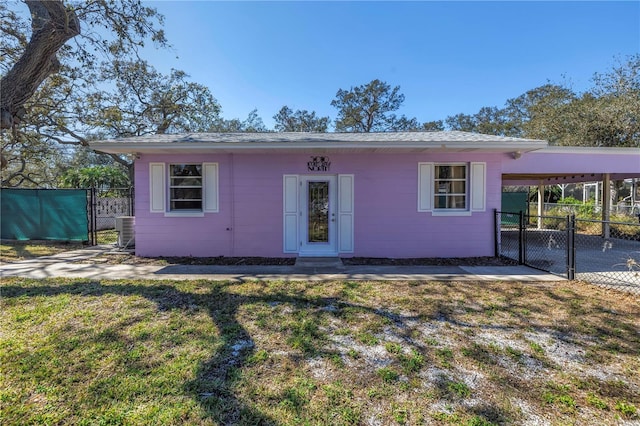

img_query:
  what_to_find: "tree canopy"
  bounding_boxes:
[442,55,639,148]
[59,165,130,189]
[0,0,166,131]
[273,106,329,132]
[1,0,226,185]
[1,0,636,190]
[331,79,421,132]
[209,109,269,133]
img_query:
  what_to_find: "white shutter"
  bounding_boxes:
[203,163,219,213]
[470,162,486,212]
[418,162,434,212]
[149,162,165,213]
[338,174,354,253]
[283,175,299,253]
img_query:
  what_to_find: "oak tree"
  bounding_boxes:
[273,106,329,132]
[331,79,419,132]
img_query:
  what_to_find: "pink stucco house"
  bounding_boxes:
[91,132,640,258]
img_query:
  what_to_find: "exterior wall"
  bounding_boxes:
[134,152,503,258]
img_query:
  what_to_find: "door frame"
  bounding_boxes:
[283,174,354,256]
[299,175,338,257]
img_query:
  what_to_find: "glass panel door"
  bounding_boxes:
[308,181,329,243]
[299,175,337,256]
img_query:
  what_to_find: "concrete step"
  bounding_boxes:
[294,257,344,269]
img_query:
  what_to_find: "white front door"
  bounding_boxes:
[299,175,338,256]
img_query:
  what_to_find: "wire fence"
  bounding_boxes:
[573,218,640,294]
[496,210,640,295]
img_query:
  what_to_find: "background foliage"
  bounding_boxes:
[1,0,637,188]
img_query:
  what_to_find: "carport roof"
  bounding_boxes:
[502,146,640,185]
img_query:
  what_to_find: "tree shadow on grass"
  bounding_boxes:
[4,279,434,424]
[7,279,636,424]
[3,280,277,424]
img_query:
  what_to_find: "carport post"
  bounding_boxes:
[537,181,544,230]
[602,173,611,239]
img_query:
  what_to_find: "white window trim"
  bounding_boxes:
[164,212,205,218]
[431,210,473,217]
[433,162,468,212]
[169,163,203,213]
[418,161,486,216]
[149,162,219,215]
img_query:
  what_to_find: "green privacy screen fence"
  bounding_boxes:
[0,189,90,241]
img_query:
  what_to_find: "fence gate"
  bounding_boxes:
[496,210,640,294]
[0,188,91,242]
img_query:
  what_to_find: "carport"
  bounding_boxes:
[499,146,640,292]
[502,146,640,234]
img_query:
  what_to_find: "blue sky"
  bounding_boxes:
[145,1,639,130]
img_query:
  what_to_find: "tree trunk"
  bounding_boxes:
[0,0,80,130]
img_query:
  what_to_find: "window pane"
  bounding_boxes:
[435,165,451,179]
[450,181,466,194]
[433,164,468,210]
[171,188,202,200]
[171,200,203,210]
[450,195,466,209]
[451,166,466,179]
[436,182,450,193]
[169,164,203,211]
[171,164,202,177]
[308,181,329,243]
[171,177,202,187]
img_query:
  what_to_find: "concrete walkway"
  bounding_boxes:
[0,246,565,282]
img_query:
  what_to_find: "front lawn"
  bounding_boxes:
[1,278,638,425]
[0,240,85,261]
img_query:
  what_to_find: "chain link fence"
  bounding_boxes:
[496,210,640,294]
[573,218,640,293]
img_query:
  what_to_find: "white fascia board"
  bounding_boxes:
[90,140,548,154]
[536,146,640,154]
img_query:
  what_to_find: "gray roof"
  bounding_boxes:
[94,131,545,144]
[90,131,548,154]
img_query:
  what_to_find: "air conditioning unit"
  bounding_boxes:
[115,216,135,249]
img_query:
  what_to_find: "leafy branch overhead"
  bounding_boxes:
[0,0,637,189]
[0,0,166,131]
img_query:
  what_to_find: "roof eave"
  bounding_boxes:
[89,140,548,155]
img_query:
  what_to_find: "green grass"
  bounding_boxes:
[96,229,119,244]
[0,230,117,262]
[1,240,85,261]
[1,278,639,425]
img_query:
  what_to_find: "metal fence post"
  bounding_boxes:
[567,214,576,280]
[518,211,525,265]
[494,209,499,258]
[92,187,98,245]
